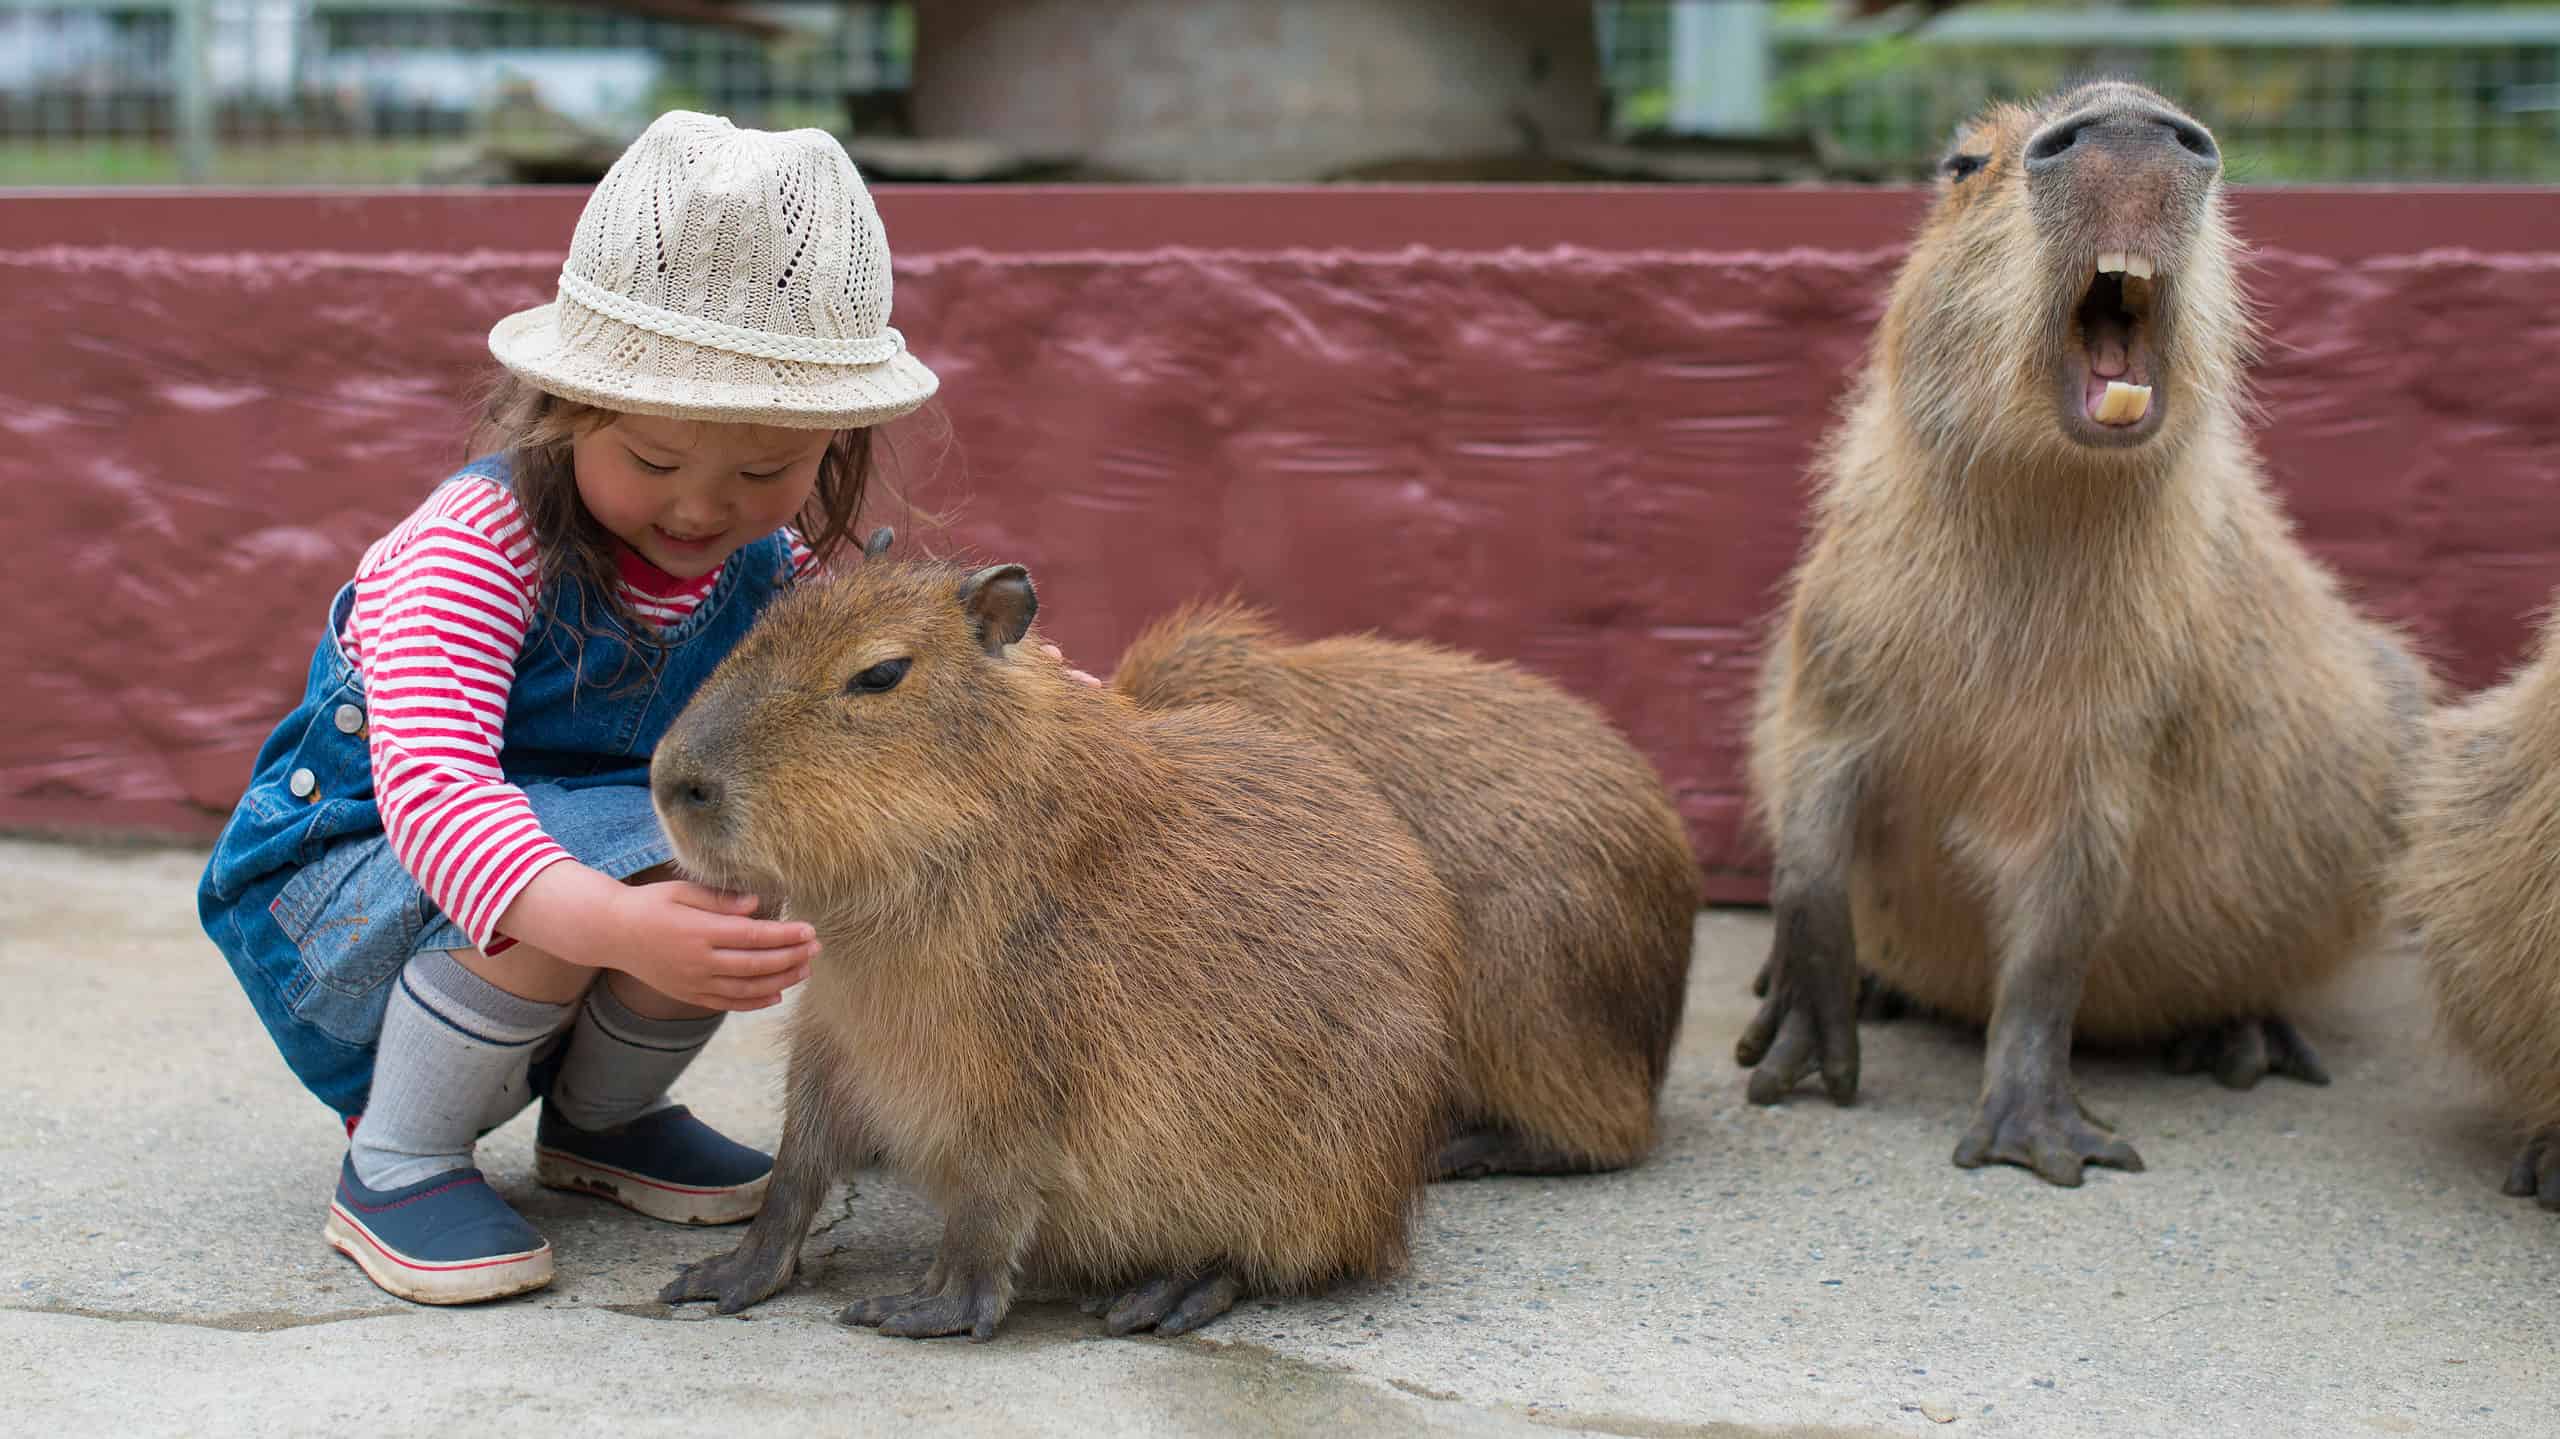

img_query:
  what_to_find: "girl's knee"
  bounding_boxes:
[603,966,718,1022]
[451,943,594,1006]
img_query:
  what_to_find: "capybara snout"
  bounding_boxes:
[2021,83,2222,287]
[2024,93,2219,177]
[2024,85,2221,201]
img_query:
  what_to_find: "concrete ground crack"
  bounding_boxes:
[4,1302,410,1334]
[803,1186,866,1269]
[587,1300,703,1322]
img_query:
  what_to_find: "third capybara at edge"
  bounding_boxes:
[1113,603,1701,1180]
[656,540,1462,1341]
[1737,81,2433,1187]
[2399,601,2560,1211]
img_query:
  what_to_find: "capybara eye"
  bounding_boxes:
[1942,152,1986,182]
[846,657,912,695]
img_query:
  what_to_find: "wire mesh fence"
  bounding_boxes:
[5,1,2558,186]
[1603,2,2560,183]
[0,0,908,184]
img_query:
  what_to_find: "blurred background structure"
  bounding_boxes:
[5,0,2559,187]
[5,1,2556,893]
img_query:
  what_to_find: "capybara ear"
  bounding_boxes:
[960,564,1037,657]
[863,526,896,561]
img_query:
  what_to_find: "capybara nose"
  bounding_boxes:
[2025,104,2218,179]
[655,769,724,818]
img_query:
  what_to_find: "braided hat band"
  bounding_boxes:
[552,268,909,369]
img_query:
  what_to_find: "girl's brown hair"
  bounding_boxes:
[465,368,899,689]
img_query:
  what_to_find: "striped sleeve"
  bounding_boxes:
[787,528,820,579]
[350,482,571,952]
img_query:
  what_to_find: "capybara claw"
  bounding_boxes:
[1101,1270,1242,1338]
[1953,1079,2144,1188]
[660,1247,792,1314]
[2501,1129,2560,1212]
[1739,997,1858,1107]
[841,1273,1008,1341]
[2162,1016,2331,1090]
[1429,1125,1608,1181]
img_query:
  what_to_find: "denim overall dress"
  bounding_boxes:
[196,456,801,1121]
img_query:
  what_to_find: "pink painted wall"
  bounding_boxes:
[3,187,2555,901]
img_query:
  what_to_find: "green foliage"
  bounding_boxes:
[1611,0,2560,182]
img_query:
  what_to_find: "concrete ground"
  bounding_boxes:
[4,838,2555,1438]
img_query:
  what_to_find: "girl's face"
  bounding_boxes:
[573,413,834,580]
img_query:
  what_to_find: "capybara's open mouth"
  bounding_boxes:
[2063,252,2162,444]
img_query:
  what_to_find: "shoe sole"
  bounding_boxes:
[534,1148,770,1225]
[323,1204,553,1306]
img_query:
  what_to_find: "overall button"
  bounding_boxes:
[333,703,364,735]
[288,768,318,799]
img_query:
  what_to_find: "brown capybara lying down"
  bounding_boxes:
[1738,81,2431,1187]
[1113,603,1700,1180]
[656,541,1462,1340]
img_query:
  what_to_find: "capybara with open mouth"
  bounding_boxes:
[1738,82,2432,1187]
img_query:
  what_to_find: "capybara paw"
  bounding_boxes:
[1102,1271,1243,1338]
[1736,992,1859,1107]
[840,1274,1007,1341]
[1856,970,1915,1024]
[2161,1017,2331,1090]
[1429,1126,1611,1182]
[659,1245,793,1314]
[2501,1129,2560,1212]
[1736,927,1862,1106]
[837,1284,927,1328]
[1953,1081,2145,1188]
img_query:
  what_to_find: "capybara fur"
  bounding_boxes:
[2398,603,2560,1210]
[656,540,1463,1340]
[1112,603,1700,1179]
[1737,81,2432,1187]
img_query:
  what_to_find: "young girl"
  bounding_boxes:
[197,111,1033,1305]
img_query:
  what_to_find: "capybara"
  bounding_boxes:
[654,537,1463,1339]
[2399,602,2560,1210]
[1737,81,2432,1187]
[1112,603,1700,1179]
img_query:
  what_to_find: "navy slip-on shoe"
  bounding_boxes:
[535,1103,772,1225]
[323,1156,553,1305]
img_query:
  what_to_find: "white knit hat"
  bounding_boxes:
[488,110,938,429]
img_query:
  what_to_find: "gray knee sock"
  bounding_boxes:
[543,980,723,1132]
[349,949,572,1192]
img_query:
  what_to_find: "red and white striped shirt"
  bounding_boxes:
[340,476,816,952]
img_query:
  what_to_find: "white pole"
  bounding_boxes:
[173,0,215,182]
[1670,0,1771,137]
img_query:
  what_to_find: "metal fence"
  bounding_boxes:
[1604,2,2560,183]
[6,1,2559,186]
[0,0,907,184]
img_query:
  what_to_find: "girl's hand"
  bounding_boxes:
[600,880,820,1011]
[1039,641,1105,688]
